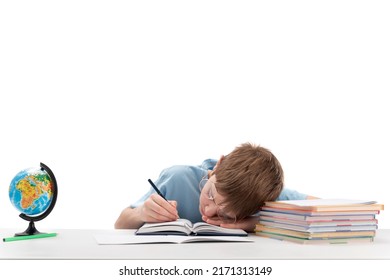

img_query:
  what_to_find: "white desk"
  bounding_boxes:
[1,229,389,260]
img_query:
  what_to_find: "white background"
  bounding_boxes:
[0,0,389,231]
[1,260,390,280]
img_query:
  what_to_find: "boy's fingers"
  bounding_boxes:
[154,196,178,215]
[143,203,176,222]
[221,217,257,232]
[202,215,222,226]
[168,200,177,208]
[168,200,180,216]
[149,194,179,219]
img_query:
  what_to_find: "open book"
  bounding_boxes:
[135,219,248,236]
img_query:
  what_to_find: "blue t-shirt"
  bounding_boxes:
[131,159,307,223]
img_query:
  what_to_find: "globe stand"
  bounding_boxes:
[14,162,58,237]
[15,221,42,236]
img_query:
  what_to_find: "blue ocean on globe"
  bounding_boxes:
[9,168,54,216]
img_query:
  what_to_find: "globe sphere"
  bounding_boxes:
[9,168,54,216]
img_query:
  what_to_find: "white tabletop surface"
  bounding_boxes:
[1,228,389,260]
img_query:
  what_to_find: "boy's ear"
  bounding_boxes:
[214,155,225,171]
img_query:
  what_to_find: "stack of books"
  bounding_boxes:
[255,199,384,244]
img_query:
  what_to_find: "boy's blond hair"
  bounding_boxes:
[214,143,284,221]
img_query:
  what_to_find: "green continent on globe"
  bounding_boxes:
[16,174,53,210]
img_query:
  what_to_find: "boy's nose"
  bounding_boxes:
[204,205,217,217]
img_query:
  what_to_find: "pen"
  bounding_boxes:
[148,179,168,201]
[148,179,179,218]
[3,232,57,242]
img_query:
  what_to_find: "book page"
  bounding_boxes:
[95,234,253,245]
[276,199,377,207]
[136,219,195,235]
[141,219,193,229]
[192,222,247,236]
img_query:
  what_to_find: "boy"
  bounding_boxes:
[115,143,314,232]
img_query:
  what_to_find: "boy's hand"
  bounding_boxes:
[202,215,258,233]
[139,194,179,223]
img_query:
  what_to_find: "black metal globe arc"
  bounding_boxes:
[15,162,58,236]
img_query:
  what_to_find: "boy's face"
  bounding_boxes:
[199,175,236,224]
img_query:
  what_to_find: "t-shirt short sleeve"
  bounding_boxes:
[276,188,307,201]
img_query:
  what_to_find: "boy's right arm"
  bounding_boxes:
[114,207,144,229]
[114,194,179,229]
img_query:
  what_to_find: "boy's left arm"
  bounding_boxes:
[203,215,259,233]
[204,195,319,232]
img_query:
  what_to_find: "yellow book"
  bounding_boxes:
[255,224,376,239]
[256,232,374,244]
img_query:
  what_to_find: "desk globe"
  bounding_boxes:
[8,163,58,236]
